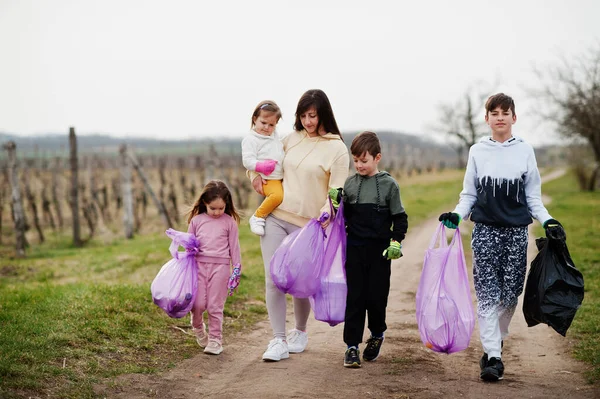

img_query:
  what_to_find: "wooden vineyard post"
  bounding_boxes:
[119,145,134,239]
[69,127,83,247]
[3,141,27,257]
[52,157,64,228]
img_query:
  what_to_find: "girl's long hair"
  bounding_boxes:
[186,180,240,225]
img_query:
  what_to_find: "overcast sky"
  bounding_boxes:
[1,0,599,146]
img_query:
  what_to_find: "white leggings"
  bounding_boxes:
[260,215,312,340]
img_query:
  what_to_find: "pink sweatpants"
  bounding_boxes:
[190,261,230,343]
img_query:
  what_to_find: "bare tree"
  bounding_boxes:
[531,44,600,191]
[127,148,173,229]
[22,170,45,243]
[433,85,492,168]
[3,141,27,257]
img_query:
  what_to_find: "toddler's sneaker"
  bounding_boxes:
[363,335,384,361]
[479,354,504,381]
[192,323,208,348]
[344,347,361,368]
[287,329,308,353]
[249,215,266,236]
[204,339,223,355]
[262,338,289,361]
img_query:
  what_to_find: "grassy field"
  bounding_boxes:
[12,167,584,398]
[533,172,600,383]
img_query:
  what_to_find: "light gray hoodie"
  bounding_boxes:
[453,136,552,227]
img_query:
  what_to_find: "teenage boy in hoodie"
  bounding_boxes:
[439,93,565,382]
[333,131,408,368]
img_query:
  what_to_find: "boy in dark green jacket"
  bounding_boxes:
[332,131,408,368]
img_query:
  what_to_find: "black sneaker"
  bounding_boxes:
[480,355,504,382]
[344,347,361,368]
[363,336,384,361]
[479,353,489,371]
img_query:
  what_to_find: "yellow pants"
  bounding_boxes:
[255,179,284,219]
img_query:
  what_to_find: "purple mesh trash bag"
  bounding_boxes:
[416,223,475,354]
[310,199,347,326]
[270,213,327,298]
[151,228,200,318]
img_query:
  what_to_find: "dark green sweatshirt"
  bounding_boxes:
[342,171,408,245]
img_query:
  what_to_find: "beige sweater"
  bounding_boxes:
[250,130,350,227]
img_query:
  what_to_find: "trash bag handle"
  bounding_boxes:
[327,196,344,222]
[428,223,460,250]
[166,228,198,260]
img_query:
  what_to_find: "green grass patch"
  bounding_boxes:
[0,171,465,397]
[533,171,600,384]
[0,220,267,398]
[398,169,464,226]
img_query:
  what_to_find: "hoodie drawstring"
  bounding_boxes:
[356,174,381,210]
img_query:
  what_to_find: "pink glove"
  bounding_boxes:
[255,160,278,176]
[228,264,241,296]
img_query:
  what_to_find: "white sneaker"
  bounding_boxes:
[204,339,223,355]
[192,323,208,348]
[249,215,266,236]
[287,329,308,353]
[262,338,289,361]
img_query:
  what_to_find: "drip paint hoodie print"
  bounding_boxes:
[453,136,551,227]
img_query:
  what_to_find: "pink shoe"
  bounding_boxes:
[192,323,208,348]
[204,339,223,355]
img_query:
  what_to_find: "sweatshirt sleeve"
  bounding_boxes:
[392,213,408,242]
[388,180,408,241]
[524,147,552,224]
[320,144,350,216]
[187,217,195,235]
[228,219,242,267]
[453,147,478,220]
[241,136,259,172]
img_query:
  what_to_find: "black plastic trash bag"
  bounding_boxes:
[523,235,584,336]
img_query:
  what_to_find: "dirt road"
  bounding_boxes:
[99,169,598,398]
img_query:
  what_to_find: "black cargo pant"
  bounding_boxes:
[343,240,391,346]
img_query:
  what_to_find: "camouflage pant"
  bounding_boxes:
[471,223,528,357]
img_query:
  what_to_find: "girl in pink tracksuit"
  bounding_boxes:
[186,180,242,355]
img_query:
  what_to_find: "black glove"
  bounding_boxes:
[543,218,566,241]
[438,212,461,229]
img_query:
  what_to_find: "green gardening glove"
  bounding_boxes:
[328,187,343,210]
[382,240,403,260]
[439,212,461,229]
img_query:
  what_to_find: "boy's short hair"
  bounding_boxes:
[350,131,381,157]
[485,93,516,115]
